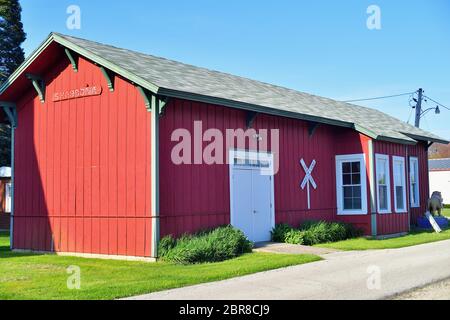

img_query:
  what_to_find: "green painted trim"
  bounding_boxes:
[25,74,45,103]
[377,135,417,145]
[52,33,160,94]
[246,111,258,129]
[308,122,319,137]
[0,101,15,109]
[150,99,160,258]
[1,105,17,128]
[0,102,17,248]
[368,140,377,236]
[371,214,377,237]
[64,48,78,72]
[10,126,15,249]
[401,132,449,145]
[100,66,114,92]
[136,86,168,115]
[0,34,54,95]
[1,32,159,97]
[159,97,169,114]
[136,86,152,111]
[157,87,357,130]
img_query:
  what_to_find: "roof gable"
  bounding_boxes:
[1,32,448,145]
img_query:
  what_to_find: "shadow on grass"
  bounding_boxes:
[0,232,45,259]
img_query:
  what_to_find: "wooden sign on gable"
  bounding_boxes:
[52,85,103,102]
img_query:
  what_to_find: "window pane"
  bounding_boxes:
[410,159,419,206]
[352,162,360,173]
[394,163,403,186]
[396,186,404,210]
[377,159,386,184]
[344,198,353,210]
[379,185,388,210]
[351,173,361,185]
[378,174,385,185]
[344,186,353,198]
[342,162,351,174]
[343,173,352,185]
[352,186,361,198]
[353,198,362,210]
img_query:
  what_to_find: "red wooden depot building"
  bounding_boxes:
[0,33,447,260]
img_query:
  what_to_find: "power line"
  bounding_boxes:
[343,92,415,103]
[423,95,450,111]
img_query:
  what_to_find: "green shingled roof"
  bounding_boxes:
[1,32,448,145]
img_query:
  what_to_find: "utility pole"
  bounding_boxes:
[414,88,423,128]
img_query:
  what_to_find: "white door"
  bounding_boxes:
[252,171,273,242]
[230,150,275,242]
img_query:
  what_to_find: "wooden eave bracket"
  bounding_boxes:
[308,121,320,137]
[25,73,45,103]
[136,86,169,114]
[64,48,78,72]
[0,101,17,128]
[246,111,258,128]
[100,66,115,92]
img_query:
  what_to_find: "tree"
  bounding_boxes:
[0,123,10,166]
[429,143,450,159]
[0,0,26,167]
[0,0,26,84]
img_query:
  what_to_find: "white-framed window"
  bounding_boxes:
[409,157,420,208]
[393,156,407,213]
[336,154,368,215]
[375,154,391,214]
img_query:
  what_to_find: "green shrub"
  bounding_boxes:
[343,222,364,239]
[299,220,362,245]
[444,204,450,209]
[158,226,253,264]
[158,235,177,257]
[284,229,304,245]
[272,220,363,246]
[271,224,293,242]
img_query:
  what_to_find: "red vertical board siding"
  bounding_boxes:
[159,99,373,237]
[13,54,152,257]
[373,140,428,234]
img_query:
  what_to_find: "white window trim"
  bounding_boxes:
[409,157,420,208]
[393,156,407,213]
[336,153,368,215]
[375,154,391,214]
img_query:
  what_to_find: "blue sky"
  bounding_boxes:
[20,0,450,139]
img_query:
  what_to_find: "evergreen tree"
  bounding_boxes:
[0,0,26,166]
[0,123,10,166]
[0,0,26,84]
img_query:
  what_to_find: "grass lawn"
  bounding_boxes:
[316,224,450,251]
[443,208,450,218]
[0,232,320,300]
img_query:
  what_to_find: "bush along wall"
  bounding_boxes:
[271,221,363,246]
[158,225,253,264]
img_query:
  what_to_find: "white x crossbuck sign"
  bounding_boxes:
[300,159,317,209]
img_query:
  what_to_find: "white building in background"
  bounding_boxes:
[429,158,450,205]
